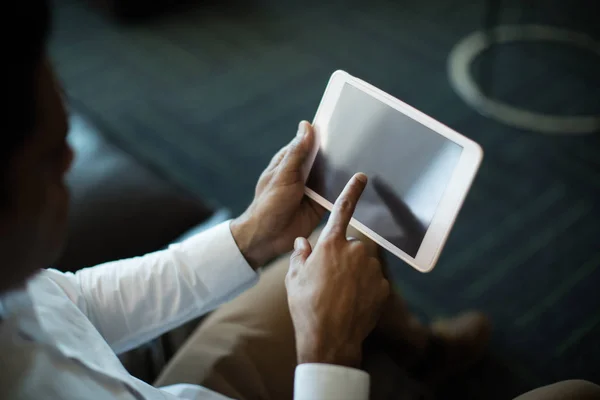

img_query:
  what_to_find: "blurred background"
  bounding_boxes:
[50,0,599,398]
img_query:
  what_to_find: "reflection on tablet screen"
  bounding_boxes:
[307,84,463,257]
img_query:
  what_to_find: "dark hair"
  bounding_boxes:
[2,0,51,168]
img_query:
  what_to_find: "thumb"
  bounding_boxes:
[290,237,312,265]
[279,121,314,174]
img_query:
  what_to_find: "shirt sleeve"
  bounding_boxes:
[41,220,258,354]
[294,364,370,400]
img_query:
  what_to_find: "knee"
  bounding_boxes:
[564,380,600,398]
[519,380,600,400]
[554,380,600,399]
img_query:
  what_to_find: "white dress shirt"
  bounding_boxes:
[0,221,369,400]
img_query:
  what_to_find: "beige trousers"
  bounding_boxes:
[154,229,600,400]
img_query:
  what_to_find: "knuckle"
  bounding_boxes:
[274,160,288,175]
[290,251,304,264]
[322,237,339,251]
[275,168,300,186]
[368,256,381,269]
[271,149,284,163]
[285,269,296,284]
[259,170,273,184]
[290,138,305,154]
[337,198,352,212]
[350,241,366,257]
[380,279,390,296]
[371,257,381,270]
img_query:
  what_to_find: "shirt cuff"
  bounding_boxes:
[294,364,370,400]
[171,220,258,305]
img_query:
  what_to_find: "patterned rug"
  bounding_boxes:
[50,0,600,397]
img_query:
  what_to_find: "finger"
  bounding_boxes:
[290,237,312,266]
[278,121,314,174]
[380,279,391,301]
[321,173,368,239]
[346,237,367,252]
[266,146,288,172]
[367,256,383,274]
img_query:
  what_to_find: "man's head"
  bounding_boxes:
[1,1,73,293]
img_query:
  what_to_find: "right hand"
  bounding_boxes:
[285,173,390,368]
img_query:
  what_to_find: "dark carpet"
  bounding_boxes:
[50,0,600,397]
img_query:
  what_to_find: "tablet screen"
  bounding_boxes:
[307,83,463,257]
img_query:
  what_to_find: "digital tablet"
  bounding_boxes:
[302,70,483,272]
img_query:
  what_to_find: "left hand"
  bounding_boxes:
[231,121,325,269]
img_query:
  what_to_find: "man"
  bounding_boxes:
[1,2,599,399]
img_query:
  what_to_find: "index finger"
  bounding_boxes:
[320,173,368,240]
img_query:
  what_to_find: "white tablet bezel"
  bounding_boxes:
[302,70,483,272]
